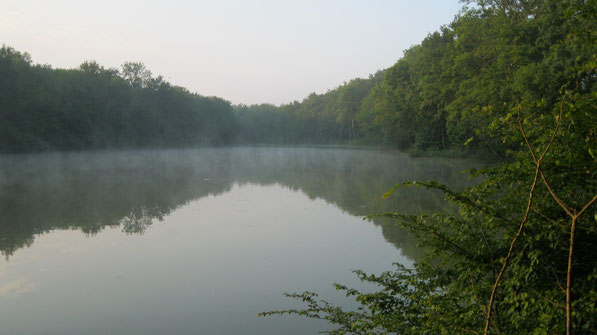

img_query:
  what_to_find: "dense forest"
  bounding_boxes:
[235,0,596,158]
[260,1,597,334]
[0,1,594,158]
[2,0,594,157]
[0,55,237,152]
[2,0,596,333]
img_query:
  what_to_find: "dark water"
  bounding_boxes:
[0,147,474,334]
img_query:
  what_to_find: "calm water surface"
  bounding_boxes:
[0,147,474,334]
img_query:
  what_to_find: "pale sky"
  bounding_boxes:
[1,0,463,105]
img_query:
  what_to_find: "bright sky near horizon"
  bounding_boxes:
[1,0,463,105]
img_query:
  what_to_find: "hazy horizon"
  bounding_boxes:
[1,0,463,105]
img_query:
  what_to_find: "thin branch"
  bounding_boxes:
[527,286,565,308]
[519,104,574,218]
[483,151,541,335]
[531,209,561,227]
[460,327,480,334]
[483,108,561,335]
[564,195,597,335]
[414,181,515,225]
[471,277,501,331]
[518,101,596,335]
[550,265,566,294]
[470,277,487,313]
[391,214,476,259]
[538,171,574,218]
[566,216,577,335]
[575,193,597,219]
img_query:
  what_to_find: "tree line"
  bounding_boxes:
[236,0,595,159]
[261,0,597,333]
[2,0,596,332]
[2,0,591,157]
[0,51,236,153]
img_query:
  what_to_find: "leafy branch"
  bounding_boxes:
[482,106,561,334]
[516,104,597,335]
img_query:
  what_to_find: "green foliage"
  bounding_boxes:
[260,1,597,333]
[261,104,596,332]
[233,72,383,146]
[0,46,236,152]
[2,1,595,155]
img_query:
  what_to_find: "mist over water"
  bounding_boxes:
[0,147,474,334]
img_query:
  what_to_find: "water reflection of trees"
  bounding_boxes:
[0,148,475,259]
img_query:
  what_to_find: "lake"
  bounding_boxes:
[0,147,474,334]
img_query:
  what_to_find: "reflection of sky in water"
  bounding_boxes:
[0,278,36,296]
[0,148,475,334]
[0,183,409,335]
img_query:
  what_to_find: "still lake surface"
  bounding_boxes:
[0,147,474,334]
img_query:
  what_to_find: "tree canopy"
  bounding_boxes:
[260,0,597,333]
[1,0,596,332]
[0,48,236,152]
